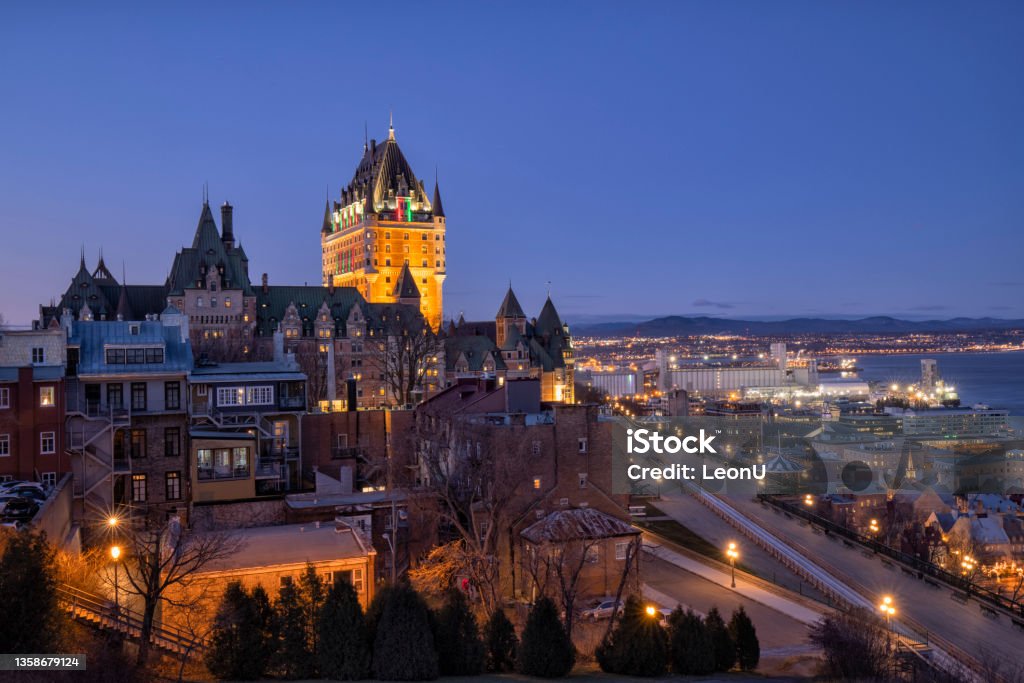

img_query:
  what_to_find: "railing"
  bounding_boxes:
[197,466,251,481]
[57,583,204,655]
[332,446,367,460]
[255,460,284,478]
[761,495,1024,619]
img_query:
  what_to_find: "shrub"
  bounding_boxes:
[204,582,266,680]
[317,580,371,680]
[483,609,518,672]
[705,607,736,671]
[729,605,760,671]
[595,595,668,677]
[372,583,439,681]
[516,597,575,678]
[667,607,714,675]
[434,589,484,676]
[808,607,889,680]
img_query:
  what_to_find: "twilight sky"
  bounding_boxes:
[2,2,1023,326]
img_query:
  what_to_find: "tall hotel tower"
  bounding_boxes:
[321,122,446,330]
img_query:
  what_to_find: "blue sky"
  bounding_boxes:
[1,1,1022,325]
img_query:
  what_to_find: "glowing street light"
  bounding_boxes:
[878,595,896,631]
[645,605,657,618]
[726,542,739,588]
[869,518,880,536]
[804,494,814,507]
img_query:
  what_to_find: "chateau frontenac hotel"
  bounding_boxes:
[39,123,575,407]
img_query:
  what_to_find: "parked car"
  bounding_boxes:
[0,495,21,513]
[5,486,46,502]
[2,497,39,522]
[581,598,624,621]
[0,480,31,492]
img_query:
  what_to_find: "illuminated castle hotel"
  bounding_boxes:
[321,121,446,331]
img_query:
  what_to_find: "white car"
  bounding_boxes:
[581,599,623,621]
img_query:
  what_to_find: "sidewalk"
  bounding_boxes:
[642,536,823,626]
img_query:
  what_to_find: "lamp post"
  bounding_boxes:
[726,542,739,588]
[803,494,814,507]
[110,545,122,631]
[878,595,896,631]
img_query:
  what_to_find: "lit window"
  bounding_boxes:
[224,297,232,308]
[39,386,55,407]
[131,473,147,502]
[533,476,541,490]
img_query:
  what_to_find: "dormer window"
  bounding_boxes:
[129,324,140,336]
[210,282,217,291]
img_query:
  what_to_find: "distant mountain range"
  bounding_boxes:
[574,315,1024,337]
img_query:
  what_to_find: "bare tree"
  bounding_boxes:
[367,306,440,407]
[116,514,243,667]
[413,415,536,615]
[521,536,601,638]
[192,327,249,363]
[294,341,330,407]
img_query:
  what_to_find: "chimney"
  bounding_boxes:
[221,202,234,250]
[261,272,269,294]
[346,378,357,412]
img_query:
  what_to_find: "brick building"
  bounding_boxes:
[0,327,68,483]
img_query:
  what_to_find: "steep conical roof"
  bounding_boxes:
[496,286,525,319]
[192,202,221,251]
[432,179,445,218]
[535,296,564,335]
[115,284,133,320]
[321,200,333,234]
[393,263,421,299]
[350,131,425,211]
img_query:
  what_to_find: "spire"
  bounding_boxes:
[116,263,133,321]
[364,121,368,152]
[79,245,86,271]
[536,295,564,335]
[432,171,445,218]
[393,262,420,300]
[496,285,525,319]
[388,111,395,140]
[321,200,333,234]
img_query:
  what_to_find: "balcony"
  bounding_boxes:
[261,445,299,460]
[279,396,305,410]
[197,465,251,481]
[332,446,367,460]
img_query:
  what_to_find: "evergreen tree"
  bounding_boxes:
[483,609,518,672]
[250,584,278,672]
[275,580,313,679]
[298,564,325,665]
[729,606,760,671]
[667,608,715,675]
[434,589,484,676]
[516,596,575,678]
[704,607,736,672]
[365,582,395,647]
[0,531,64,653]
[595,595,668,677]
[204,582,266,680]
[317,580,371,681]
[372,583,439,681]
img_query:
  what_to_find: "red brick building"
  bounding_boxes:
[0,367,68,484]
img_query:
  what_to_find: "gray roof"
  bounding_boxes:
[190,361,304,382]
[202,522,374,573]
[521,508,638,544]
[0,366,65,382]
[69,320,192,376]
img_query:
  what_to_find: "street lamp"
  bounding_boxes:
[110,545,122,630]
[726,542,739,588]
[381,532,396,583]
[878,595,896,631]
[869,518,880,536]
[804,494,814,507]
[645,605,657,618]
[107,515,119,528]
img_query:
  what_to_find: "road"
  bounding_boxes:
[659,485,1024,680]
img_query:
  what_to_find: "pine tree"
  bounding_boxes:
[204,582,266,680]
[317,580,371,681]
[275,580,313,679]
[372,583,439,681]
[729,606,760,671]
[298,564,325,665]
[0,531,64,653]
[595,595,668,677]
[483,609,518,672]
[250,584,278,672]
[365,582,395,647]
[516,596,575,678]
[704,606,736,672]
[667,608,715,675]
[434,589,484,676]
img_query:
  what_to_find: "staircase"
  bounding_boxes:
[57,584,205,656]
